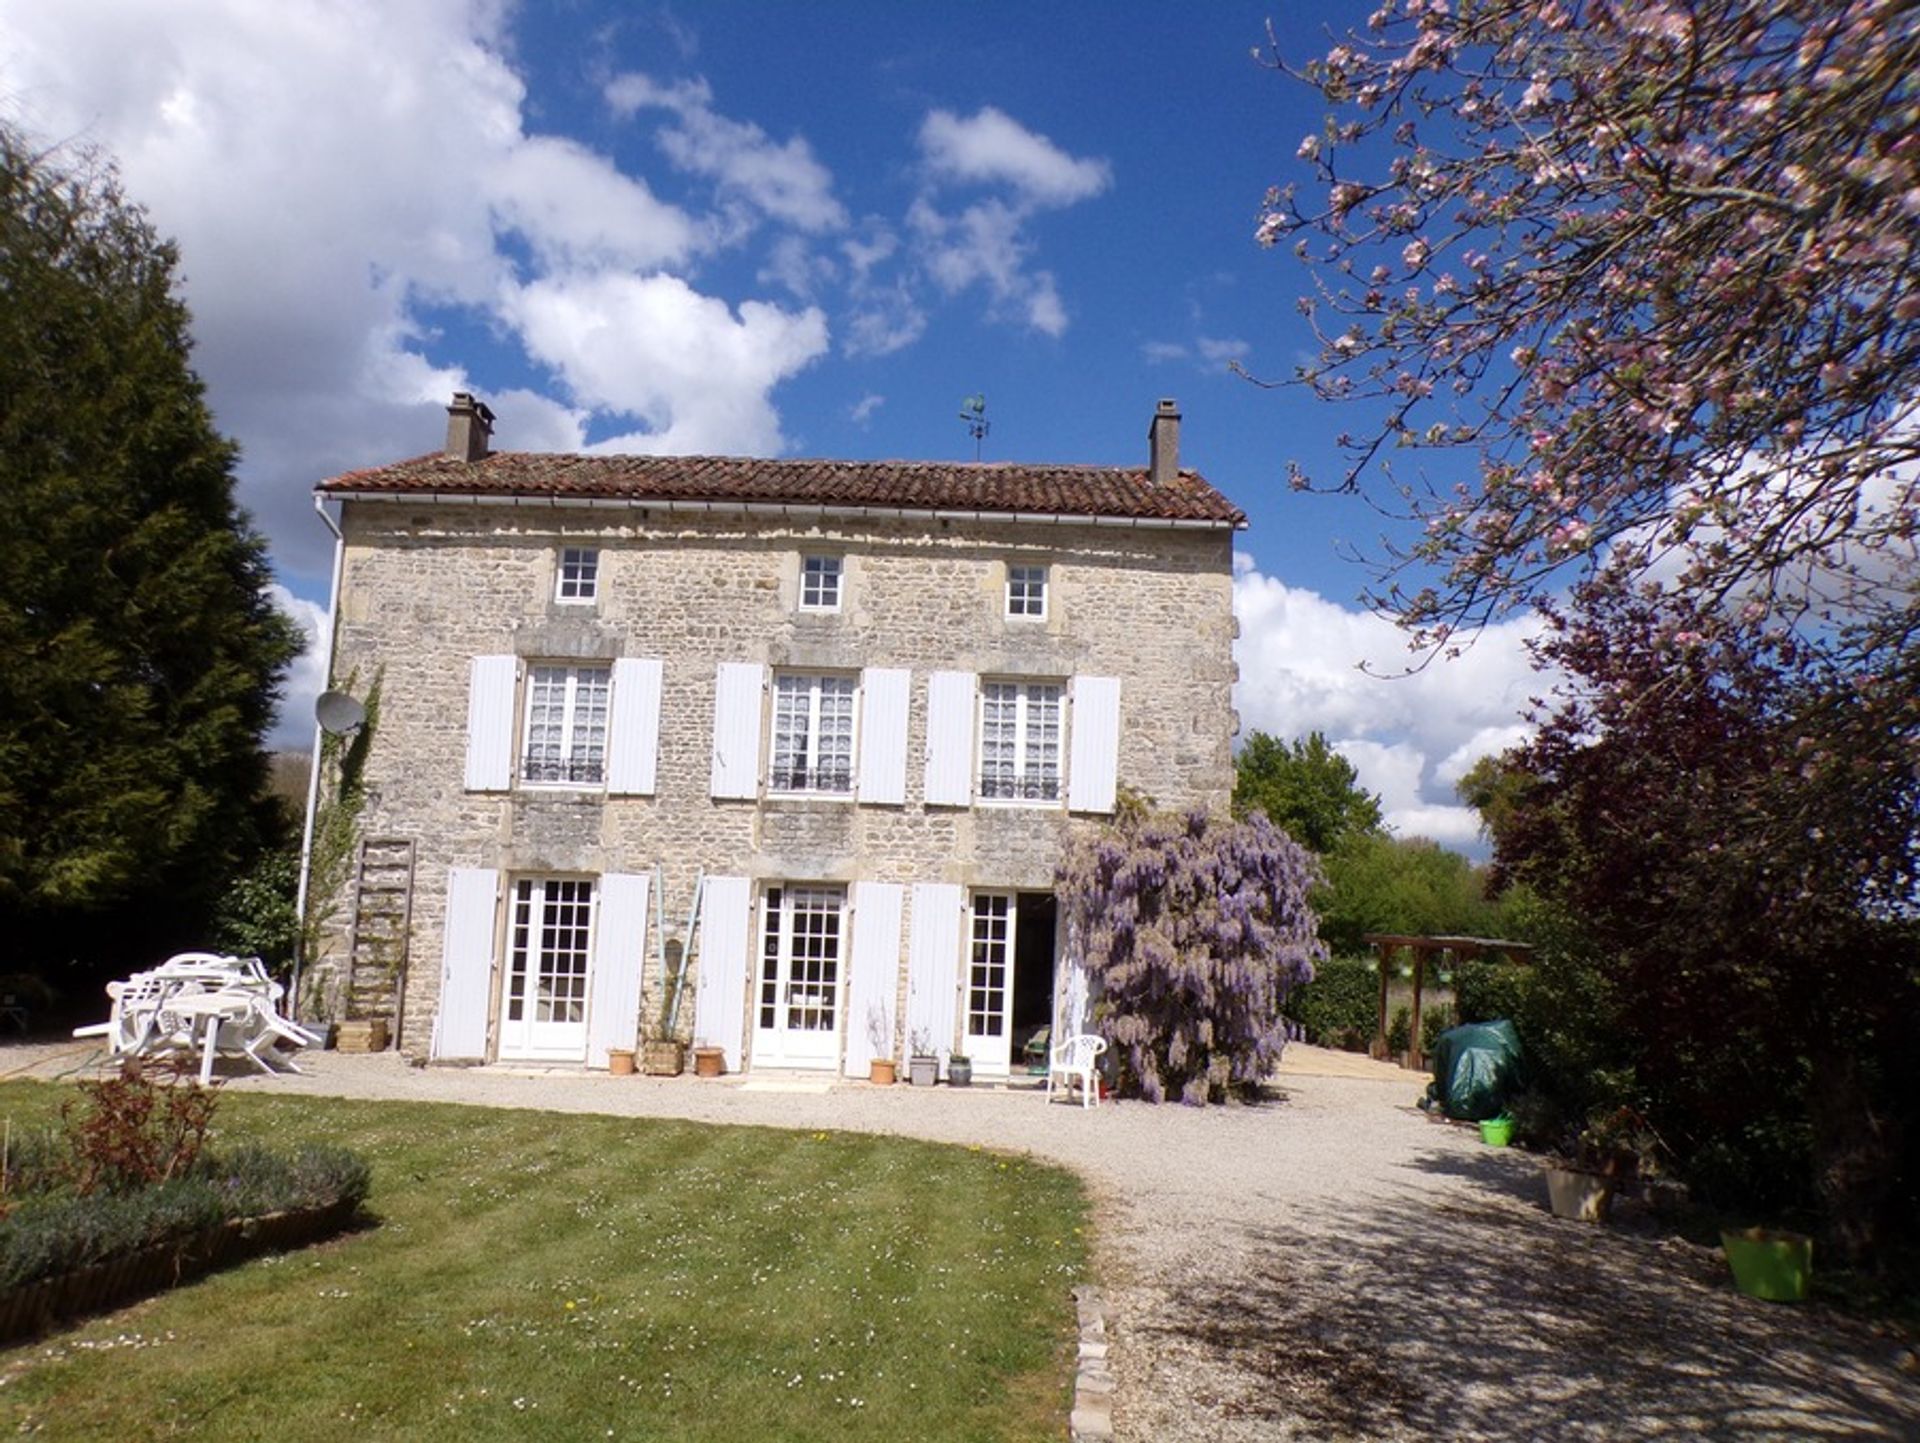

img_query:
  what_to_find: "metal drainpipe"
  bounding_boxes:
[291,491,346,1021]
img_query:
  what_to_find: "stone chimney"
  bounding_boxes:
[1148,398,1181,485]
[445,391,495,462]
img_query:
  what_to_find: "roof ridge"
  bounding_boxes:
[488,451,1158,473]
[318,448,1244,526]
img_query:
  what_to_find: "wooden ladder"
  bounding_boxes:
[344,836,416,1037]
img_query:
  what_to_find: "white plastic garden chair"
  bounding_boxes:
[1047,1033,1107,1109]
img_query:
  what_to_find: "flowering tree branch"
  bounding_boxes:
[1260,0,1918,676]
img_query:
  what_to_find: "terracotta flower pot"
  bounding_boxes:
[692,1046,725,1078]
[869,1058,897,1086]
[606,1047,637,1076]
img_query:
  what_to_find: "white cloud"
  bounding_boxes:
[1141,341,1190,363]
[266,583,329,747]
[487,135,698,272]
[908,196,1071,338]
[605,72,847,234]
[901,108,1109,340]
[918,106,1111,206]
[849,393,885,425]
[1197,336,1251,365]
[843,286,928,357]
[1231,554,1550,846]
[758,234,837,300]
[504,272,828,455]
[0,0,831,585]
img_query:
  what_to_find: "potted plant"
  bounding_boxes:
[640,990,686,1076]
[642,1036,685,1076]
[1543,1105,1665,1224]
[866,1002,896,1086]
[947,1053,973,1088]
[907,1027,938,1087]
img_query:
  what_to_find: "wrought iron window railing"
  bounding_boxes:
[521,754,605,785]
[979,772,1060,801]
[769,764,854,794]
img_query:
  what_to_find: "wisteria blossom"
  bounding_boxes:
[1057,806,1323,1105]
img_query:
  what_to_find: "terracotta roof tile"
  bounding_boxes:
[319,451,1246,526]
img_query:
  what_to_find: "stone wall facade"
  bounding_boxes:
[320,498,1238,1069]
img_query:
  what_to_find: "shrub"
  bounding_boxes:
[1388,1003,1458,1057]
[198,1144,371,1216]
[1386,1005,1411,1057]
[61,1063,218,1195]
[1283,954,1377,1050]
[1058,805,1323,1104]
[0,1143,371,1291]
[1455,959,1532,1024]
[0,1179,226,1288]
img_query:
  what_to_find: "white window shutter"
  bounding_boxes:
[464,656,517,791]
[905,882,962,1065]
[709,663,765,800]
[923,671,976,807]
[842,882,904,1077]
[857,668,910,805]
[1068,675,1122,814]
[606,658,664,796]
[692,875,752,1071]
[432,867,499,1061]
[586,871,651,1068]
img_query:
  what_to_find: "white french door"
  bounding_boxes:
[965,893,1015,1074]
[753,885,845,1068]
[499,877,594,1061]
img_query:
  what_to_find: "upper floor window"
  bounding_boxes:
[522,663,610,786]
[1006,564,1047,619]
[979,680,1062,802]
[770,672,857,795]
[557,547,600,603]
[800,555,843,612]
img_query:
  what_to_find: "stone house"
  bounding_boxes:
[308,394,1243,1076]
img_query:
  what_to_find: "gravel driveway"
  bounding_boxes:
[6,1041,1914,1440]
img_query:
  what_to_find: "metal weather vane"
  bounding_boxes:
[959,394,989,461]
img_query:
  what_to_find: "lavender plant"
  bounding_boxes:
[1057,806,1325,1105]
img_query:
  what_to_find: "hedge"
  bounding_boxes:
[1284,955,1379,1050]
[0,1145,370,1292]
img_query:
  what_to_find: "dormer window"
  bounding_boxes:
[1006,564,1047,619]
[557,547,599,603]
[801,555,842,612]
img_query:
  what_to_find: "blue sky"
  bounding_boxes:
[0,0,1545,847]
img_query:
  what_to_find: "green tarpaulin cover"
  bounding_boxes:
[1426,1019,1524,1121]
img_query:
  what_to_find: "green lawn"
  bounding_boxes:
[0,1083,1088,1442]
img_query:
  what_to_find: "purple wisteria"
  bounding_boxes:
[1057,808,1324,1105]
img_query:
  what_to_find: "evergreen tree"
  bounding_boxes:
[0,124,299,969]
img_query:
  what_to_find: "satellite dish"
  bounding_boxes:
[315,690,367,736]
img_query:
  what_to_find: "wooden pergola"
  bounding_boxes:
[1361,933,1535,1071]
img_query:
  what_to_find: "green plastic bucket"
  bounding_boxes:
[1479,1117,1515,1147]
[1721,1228,1811,1302]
